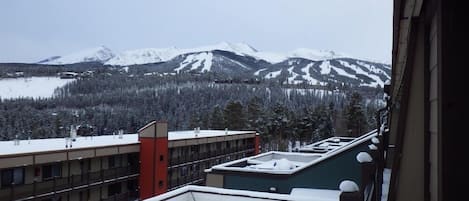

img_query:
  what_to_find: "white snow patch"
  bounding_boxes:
[319,61,332,74]
[339,180,359,192]
[174,52,213,72]
[290,188,340,201]
[371,137,380,144]
[338,60,386,87]
[286,66,301,84]
[301,62,321,85]
[106,47,180,66]
[254,68,267,76]
[381,168,391,201]
[368,144,378,150]
[41,46,114,65]
[331,66,357,79]
[289,48,349,61]
[0,77,74,100]
[356,152,373,163]
[0,134,139,156]
[264,70,282,79]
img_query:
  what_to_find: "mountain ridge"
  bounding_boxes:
[33,42,390,87]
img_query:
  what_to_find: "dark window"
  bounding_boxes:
[43,163,61,180]
[159,180,164,188]
[160,155,164,161]
[1,167,24,186]
[180,166,188,176]
[108,183,122,196]
[108,155,122,168]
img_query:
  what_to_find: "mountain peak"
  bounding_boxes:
[40,46,114,65]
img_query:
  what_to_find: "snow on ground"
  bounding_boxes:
[264,69,282,79]
[357,61,391,78]
[331,66,357,79]
[175,53,210,72]
[200,53,213,72]
[252,51,287,63]
[41,46,114,65]
[338,60,386,87]
[106,47,180,66]
[319,61,332,74]
[301,63,321,85]
[289,48,347,61]
[0,77,74,100]
[254,68,268,76]
[286,66,300,84]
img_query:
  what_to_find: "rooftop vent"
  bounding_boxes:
[13,135,20,146]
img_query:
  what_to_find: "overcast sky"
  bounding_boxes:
[0,0,392,63]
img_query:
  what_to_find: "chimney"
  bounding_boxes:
[14,135,20,146]
[70,125,77,141]
[118,129,123,139]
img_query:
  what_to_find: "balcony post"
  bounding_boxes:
[339,180,361,201]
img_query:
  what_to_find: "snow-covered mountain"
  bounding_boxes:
[36,42,391,87]
[39,46,114,65]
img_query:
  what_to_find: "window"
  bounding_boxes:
[180,166,188,176]
[108,155,122,168]
[43,163,62,180]
[159,180,164,188]
[1,167,24,186]
[160,155,164,161]
[108,183,122,196]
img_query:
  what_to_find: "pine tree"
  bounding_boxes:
[209,105,225,129]
[246,96,263,131]
[344,92,367,137]
[223,101,246,130]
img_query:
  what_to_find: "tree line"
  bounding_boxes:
[0,73,382,150]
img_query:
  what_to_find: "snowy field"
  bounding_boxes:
[0,77,74,100]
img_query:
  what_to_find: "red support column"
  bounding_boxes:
[138,121,168,200]
[254,133,260,155]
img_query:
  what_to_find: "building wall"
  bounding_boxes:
[393,20,425,201]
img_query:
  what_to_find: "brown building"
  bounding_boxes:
[0,121,260,201]
[386,0,465,200]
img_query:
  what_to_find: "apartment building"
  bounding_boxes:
[0,134,140,201]
[0,121,260,201]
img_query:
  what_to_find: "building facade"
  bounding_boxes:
[386,0,465,200]
[0,121,260,201]
[205,130,377,194]
[0,136,140,201]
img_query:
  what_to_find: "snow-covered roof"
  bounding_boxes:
[0,134,139,156]
[290,188,340,201]
[145,185,332,201]
[208,130,377,174]
[168,130,256,141]
[0,130,256,156]
[208,151,322,174]
[298,136,355,153]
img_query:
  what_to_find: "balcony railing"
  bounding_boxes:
[0,166,139,201]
